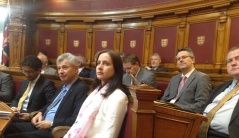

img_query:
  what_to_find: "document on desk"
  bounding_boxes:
[0,111,11,119]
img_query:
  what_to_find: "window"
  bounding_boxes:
[0,6,7,64]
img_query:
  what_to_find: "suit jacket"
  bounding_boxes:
[43,66,57,75]
[150,65,168,72]
[161,70,211,112]
[11,75,56,112]
[123,67,157,88]
[40,78,89,128]
[0,71,14,102]
[78,68,90,78]
[89,68,96,79]
[200,80,239,138]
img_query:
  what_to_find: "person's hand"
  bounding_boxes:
[31,112,43,126]
[35,120,52,130]
[18,113,30,120]
[11,107,20,113]
[145,66,151,70]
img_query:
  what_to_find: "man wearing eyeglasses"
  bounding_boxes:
[160,47,211,113]
[10,55,56,121]
[122,54,157,88]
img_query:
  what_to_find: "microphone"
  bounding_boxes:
[203,60,208,72]
[166,59,171,71]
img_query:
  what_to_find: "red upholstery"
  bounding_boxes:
[13,78,22,96]
[157,81,169,99]
[119,102,133,138]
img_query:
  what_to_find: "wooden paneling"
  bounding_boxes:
[153,26,177,63]
[95,30,115,52]
[38,29,58,58]
[123,29,144,62]
[66,30,86,55]
[229,17,239,48]
[188,21,216,64]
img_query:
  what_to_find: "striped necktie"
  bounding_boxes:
[43,86,67,118]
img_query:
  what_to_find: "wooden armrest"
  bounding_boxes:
[51,126,70,138]
[29,111,40,119]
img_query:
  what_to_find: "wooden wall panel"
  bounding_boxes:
[153,26,177,63]
[229,17,239,49]
[123,29,144,61]
[66,30,86,56]
[38,29,58,59]
[95,30,114,52]
[188,21,216,64]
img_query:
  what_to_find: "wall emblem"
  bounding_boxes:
[45,39,51,46]
[101,41,107,48]
[73,40,79,47]
[130,40,136,48]
[161,39,168,47]
[197,36,205,46]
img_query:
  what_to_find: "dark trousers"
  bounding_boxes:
[4,122,52,138]
[208,128,229,138]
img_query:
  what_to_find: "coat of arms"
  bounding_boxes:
[45,39,51,46]
[101,41,107,48]
[73,40,79,47]
[161,39,168,47]
[130,40,136,48]
[197,36,205,46]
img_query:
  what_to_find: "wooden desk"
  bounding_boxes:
[0,102,14,137]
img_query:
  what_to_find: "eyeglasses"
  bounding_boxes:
[22,70,36,75]
[175,56,191,61]
[124,67,132,71]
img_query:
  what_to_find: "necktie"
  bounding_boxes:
[197,84,239,138]
[130,74,139,85]
[43,86,67,118]
[18,81,32,110]
[178,76,187,94]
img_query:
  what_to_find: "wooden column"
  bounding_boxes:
[8,2,26,70]
[214,11,229,69]
[142,21,152,66]
[129,85,160,138]
[177,18,187,49]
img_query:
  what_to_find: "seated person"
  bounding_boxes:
[89,51,101,79]
[75,54,90,78]
[0,71,14,103]
[37,53,57,75]
[64,49,129,138]
[10,55,56,121]
[197,46,239,138]
[160,48,211,113]
[145,53,167,72]
[122,54,157,88]
[4,53,90,138]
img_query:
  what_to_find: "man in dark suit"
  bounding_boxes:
[145,53,167,72]
[197,46,239,138]
[10,55,56,120]
[0,71,14,102]
[122,54,157,88]
[4,53,89,138]
[37,53,57,75]
[160,48,211,112]
[76,54,90,78]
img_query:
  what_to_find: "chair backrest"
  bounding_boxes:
[13,78,22,96]
[118,102,133,138]
[157,81,169,99]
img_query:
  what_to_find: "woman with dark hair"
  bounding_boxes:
[64,49,129,138]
